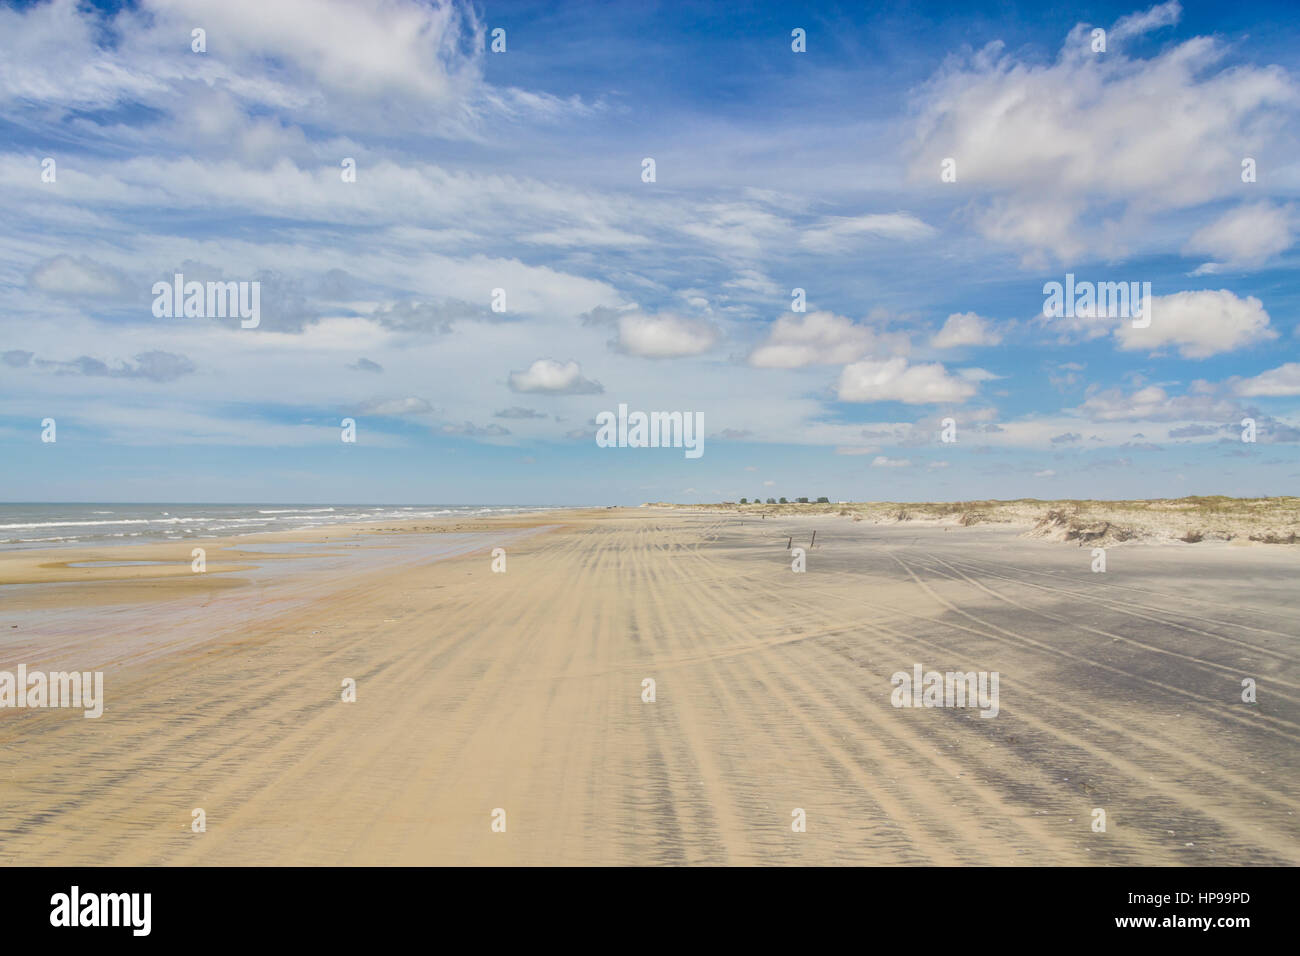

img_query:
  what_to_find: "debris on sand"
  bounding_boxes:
[1026,511,1138,547]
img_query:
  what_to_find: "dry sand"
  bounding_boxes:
[0,507,1296,865]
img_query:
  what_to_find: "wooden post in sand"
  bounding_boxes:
[810,531,816,549]
[786,536,792,550]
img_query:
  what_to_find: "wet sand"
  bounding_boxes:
[0,508,1296,865]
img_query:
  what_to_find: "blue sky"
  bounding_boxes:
[1,0,1298,504]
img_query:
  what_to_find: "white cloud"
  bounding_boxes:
[955,367,1001,382]
[1076,383,1242,422]
[1186,202,1294,272]
[615,312,718,358]
[907,5,1297,260]
[799,213,935,253]
[28,255,128,298]
[838,358,977,404]
[0,0,595,142]
[440,421,510,437]
[508,358,603,394]
[168,0,478,103]
[1236,363,1300,397]
[521,225,651,248]
[1034,469,1057,478]
[871,456,913,468]
[678,201,789,256]
[1111,0,1182,41]
[931,312,1004,348]
[1115,289,1275,358]
[357,396,434,416]
[2,0,1293,479]
[749,311,908,368]
[724,269,782,296]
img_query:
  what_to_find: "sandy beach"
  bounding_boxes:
[0,507,1296,865]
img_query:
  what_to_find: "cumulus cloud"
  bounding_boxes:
[508,358,603,394]
[1236,363,1300,397]
[749,312,908,368]
[1076,383,1243,423]
[348,358,384,373]
[931,312,1004,348]
[1185,202,1294,273]
[907,3,1297,260]
[1116,289,1275,358]
[0,0,575,137]
[871,456,912,468]
[494,406,548,419]
[614,312,718,358]
[837,358,977,404]
[184,0,482,104]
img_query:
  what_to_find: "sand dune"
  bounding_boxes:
[683,496,1300,547]
[0,509,1296,865]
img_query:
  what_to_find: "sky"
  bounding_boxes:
[1,0,1298,505]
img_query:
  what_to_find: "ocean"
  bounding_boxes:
[0,503,557,551]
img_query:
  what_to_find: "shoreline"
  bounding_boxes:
[0,509,580,587]
[0,503,579,554]
[0,511,574,674]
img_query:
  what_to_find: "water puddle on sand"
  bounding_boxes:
[65,560,180,568]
